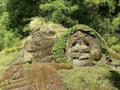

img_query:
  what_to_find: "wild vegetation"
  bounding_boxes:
[59,64,120,90]
[0,0,120,90]
[0,0,120,51]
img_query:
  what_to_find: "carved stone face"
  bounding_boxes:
[24,24,66,62]
[66,31,102,66]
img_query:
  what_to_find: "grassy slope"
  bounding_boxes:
[0,51,19,80]
[58,49,120,90]
[59,60,120,90]
[0,50,120,90]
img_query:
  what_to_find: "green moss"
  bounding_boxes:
[59,66,120,90]
[0,51,19,80]
[52,24,109,63]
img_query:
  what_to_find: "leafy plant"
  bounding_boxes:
[111,44,120,53]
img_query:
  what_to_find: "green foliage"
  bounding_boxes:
[0,5,21,51]
[53,24,109,63]
[0,47,22,55]
[40,0,120,47]
[0,51,20,87]
[0,1,2,15]
[40,0,120,61]
[1,0,42,37]
[84,0,116,13]
[112,13,120,30]
[40,0,78,27]
[52,36,68,63]
[3,31,21,49]
[111,44,120,53]
[0,51,19,80]
[0,0,119,52]
[0,0,119,51]
[0,51,19,67]
[0,25,21,51]
[23,24,31,32]
[104,34,119,47]
[0,30,5,51]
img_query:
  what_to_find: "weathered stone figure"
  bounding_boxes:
[53,25,104,66]
[24,19,66,63]
[66,30,102,66]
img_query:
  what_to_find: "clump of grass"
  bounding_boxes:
[0,51,19,80]
[0,51,19,66]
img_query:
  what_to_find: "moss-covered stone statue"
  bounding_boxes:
[24,17,67,63]
[53,25,109,66]
[23,18,109,66]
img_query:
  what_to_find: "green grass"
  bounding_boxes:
[0,51,19,80]
[0,48,120,90]
[59,60,120,90]
[0,51,19,66]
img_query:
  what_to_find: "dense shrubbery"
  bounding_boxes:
[0,0,120,52]
[111,44,120,53]
[0,28,21,51]
[40,0,120,52]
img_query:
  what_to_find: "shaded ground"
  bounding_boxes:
[108,70,120,89]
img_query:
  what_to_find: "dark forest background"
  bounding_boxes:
[0,0,120,53]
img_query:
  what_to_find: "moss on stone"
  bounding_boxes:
[52,24,109,63]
